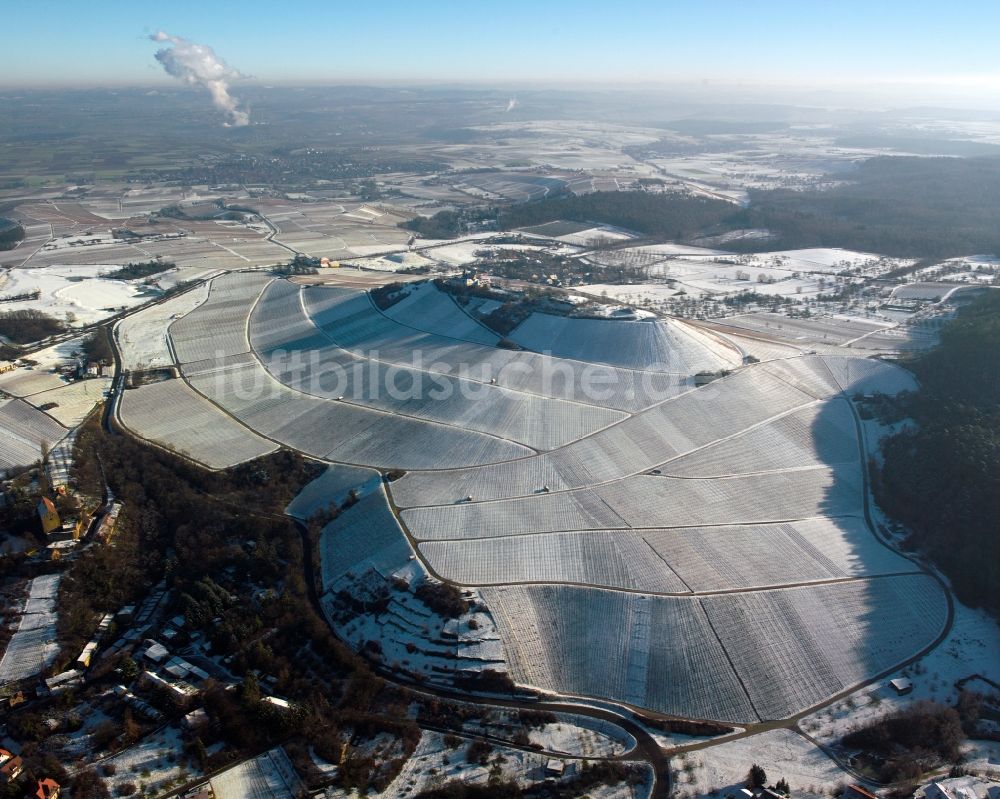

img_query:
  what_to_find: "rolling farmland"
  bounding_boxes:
[484,574,946,723]
[111,269,949,724]
[117,379,278,469]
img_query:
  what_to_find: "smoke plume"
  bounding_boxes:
[149,31,249,126]
[506,97,518,112]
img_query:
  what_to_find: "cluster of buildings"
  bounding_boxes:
[135,638,211,710]
[35,496,123,559]
[0,748,60,799]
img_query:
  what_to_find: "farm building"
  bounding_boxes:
[889,677,913,695]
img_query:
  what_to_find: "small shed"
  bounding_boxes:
[889,677,913,695]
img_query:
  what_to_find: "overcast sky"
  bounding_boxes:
[3,0,999,102]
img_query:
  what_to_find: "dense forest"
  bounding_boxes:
[407,157,1000,259]
[102,260,175,280]
[874,290,1000,616]
[496,191,735,239]
[733,156,1000,258]
[403,208,489,239]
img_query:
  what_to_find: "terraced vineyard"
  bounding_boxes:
[510,310,739,372]
[0,398,68,475]
[114,272,947,724]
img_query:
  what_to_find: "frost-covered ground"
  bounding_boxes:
[0,398,68,476]
[115,282,209,371]
[118,379,278,469]
[323,730,652,799]
[798,599,1000,747]
[509,312,739,372]
[393,356,944,723]
[583,282,683,305]
[25,377,111,426]
[99,726,200,798]
[211,747,303,799]
[285,463,382,520]
[673,729,851,799]
[0,265,157,325]
[528,715,635,757]
[107,258,960,727]
[456,708,636,758]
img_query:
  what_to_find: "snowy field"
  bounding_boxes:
[123,262,949,726]
[115,282,210,371]
[387,354,944,723]
[334,729,651,799]
[250,280,627,451]
[579,247,913,306]
[318,487,415,591]
[0,264,156,325]
[420,516,913,595]
[799,598,1000,746]
[716,313,895,348]
[169,271,271,365]
[299,283,688,413]
[0,574,62,683]
[285,463,382,520]
[391,360,826,505]
[24,377,110,427]
[382,281,499,345]
[99,725,197,799]
[211,747,303,799]
[484,575,946,723]
[673,729,851,799]
[0,365,66,397]
[583,282,683,306]
[733,248,908,275]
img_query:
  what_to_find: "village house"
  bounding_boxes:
[34,777,60,799]
[0,749,23,785]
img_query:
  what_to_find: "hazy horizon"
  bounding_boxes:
[5,0,1000,109]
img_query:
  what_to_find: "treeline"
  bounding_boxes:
[403,206,496,239]
[0,309,67,344]
[404,209,465,239]
[0,217,25,251]
[874,289,1000,616]
[404,191,738,241]
[732,156,1000,258]
[497,191,736,239]
[102,260,174,280]
[81,329,113,363]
